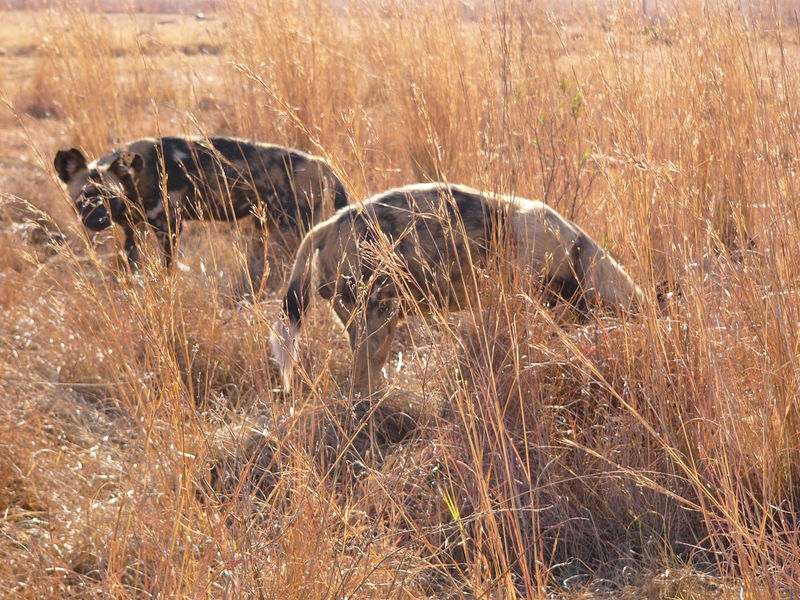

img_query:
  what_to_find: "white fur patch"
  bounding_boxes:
[270,319,300,391]
[172,149,189,163]
[146,202,164,219]
[168,190,185,208]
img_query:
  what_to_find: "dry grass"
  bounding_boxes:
[0,0,798,598]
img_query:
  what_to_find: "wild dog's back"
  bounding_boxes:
[126,136,346,229]
[312,183,501,312]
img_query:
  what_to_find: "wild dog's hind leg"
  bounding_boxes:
[333,296,401,402]
[572,233,644,311]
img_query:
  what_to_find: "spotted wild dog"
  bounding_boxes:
[271,183,645,397]
[54,136,348,283]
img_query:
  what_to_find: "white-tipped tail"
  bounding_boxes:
[270,318,300,391]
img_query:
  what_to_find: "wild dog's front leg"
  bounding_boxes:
[249,219,293,294]
[334,297,401,402]
[152,214,181,268]
[122,225,140,271]
[248,205,300,294]
[146,191,185,268]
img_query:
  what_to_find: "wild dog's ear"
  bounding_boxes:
[54,148,87,183]
[109,152,144,178]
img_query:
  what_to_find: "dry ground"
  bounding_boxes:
[0,1,798,598]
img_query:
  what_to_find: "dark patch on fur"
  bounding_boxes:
[545,232,589,313]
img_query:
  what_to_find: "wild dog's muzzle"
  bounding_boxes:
[78,198,114,231]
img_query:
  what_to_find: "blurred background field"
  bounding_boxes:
[0,1,799,598]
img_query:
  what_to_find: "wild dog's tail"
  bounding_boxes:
[270,227,320,390]
[332,178,349,211]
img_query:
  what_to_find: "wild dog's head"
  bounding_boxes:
[54,148,144,231]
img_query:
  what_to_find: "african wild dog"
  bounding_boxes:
[271,183,645,397]
[54,136,348,281]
